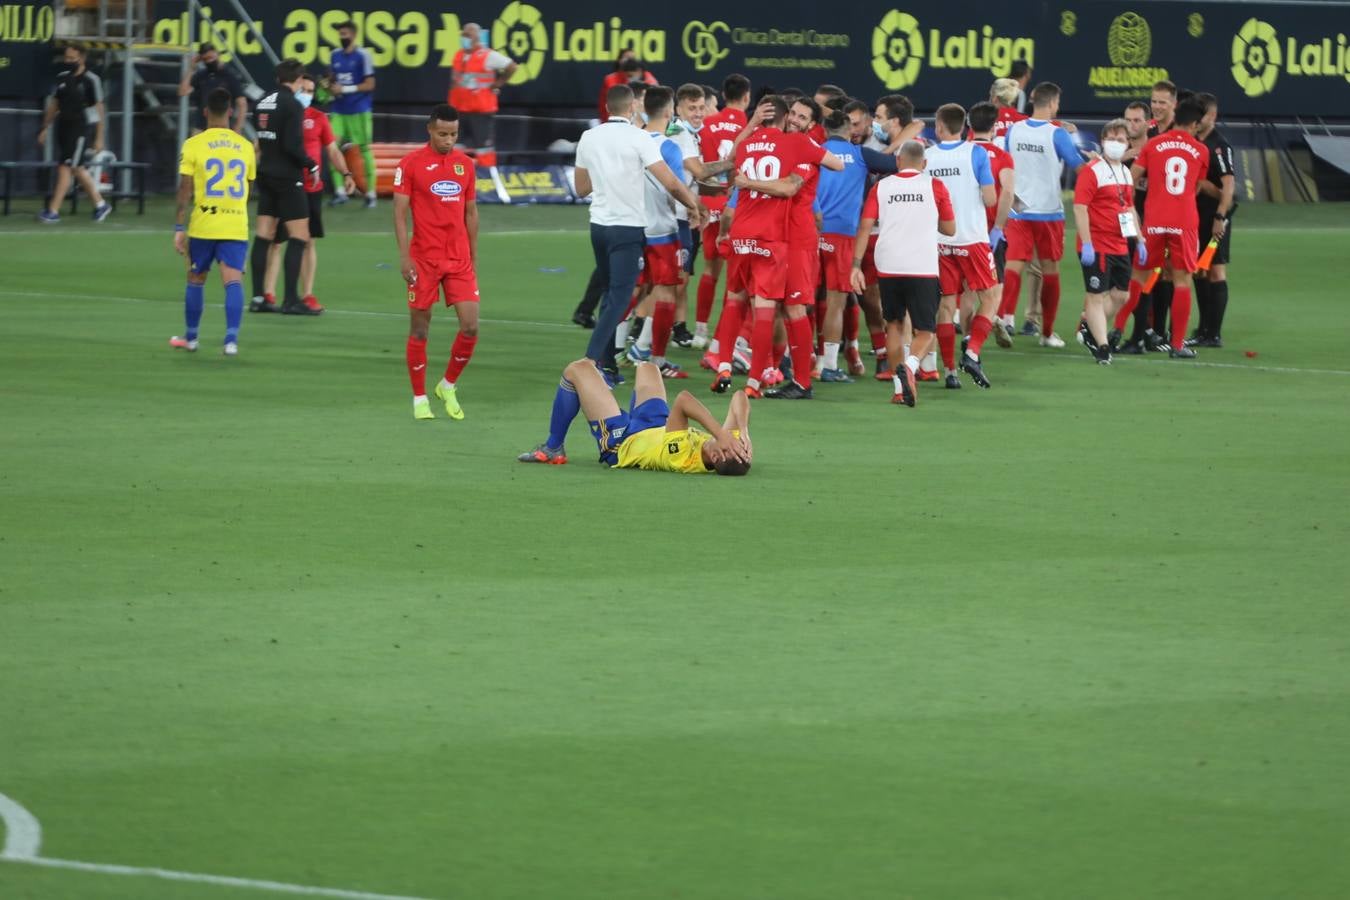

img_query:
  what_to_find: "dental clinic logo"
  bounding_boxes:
[682,20,730,72]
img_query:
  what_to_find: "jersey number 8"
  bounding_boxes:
[1163,157,1188,196]
[739,156,781,199]
[204,157,248,199]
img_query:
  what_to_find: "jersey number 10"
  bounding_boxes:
[204,157,247,199]
[739,156,781,199]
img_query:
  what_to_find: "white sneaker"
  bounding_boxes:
[169,336,198,352]
[223,341,239,356]
[1039,333,1066,348]
[691,332,709,350]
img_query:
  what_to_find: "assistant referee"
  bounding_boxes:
[248,59,320,316]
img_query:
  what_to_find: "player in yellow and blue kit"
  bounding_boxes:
[171,88,255,355]
[517,359,753,476]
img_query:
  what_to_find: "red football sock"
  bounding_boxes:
[1040,274,1061,337]
[869,328,887,358]
[814,302,826,353]
[738,316,753,343]
[787,315,814,388]
[695,274,716,326]
[712,299,746,367]
[1170,286,1192,349]
[936,322,957,370]
[651,299,675,357]
[406,336,428,396]
[443,332,477,385]
[844,302,860,342]
[1116,280,1142,331]
[749,305,775,384]
[968,314,994,356]
[772,340,787,369]
[999,268,1022,318]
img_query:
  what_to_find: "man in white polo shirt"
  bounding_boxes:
[575,84,703,381]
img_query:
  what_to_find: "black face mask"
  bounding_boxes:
[60,59,79,73]
[340,37,353,49]
[206,60,220,72]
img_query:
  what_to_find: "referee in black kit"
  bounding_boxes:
[1190,91,1235,348]
[248,59,320,316]
[36,42,110,224]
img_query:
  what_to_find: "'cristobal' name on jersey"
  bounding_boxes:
[1151,140,1202,159]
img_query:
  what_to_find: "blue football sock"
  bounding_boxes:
[223,280,244,343]
[184,282,205,340]
[546,377,580,450]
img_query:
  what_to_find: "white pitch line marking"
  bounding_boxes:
[0,790,434,900]
[2,288,1349,376]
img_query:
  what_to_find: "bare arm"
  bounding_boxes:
[393,193,416,284]
[233,96,248,133]
[356,76,376,93]
[819,150,844,172]
[885,119,926,153]
[733,171,803,198]
[1072,203,1092,244]
[994,168,1014,230]
[178,60,195,98]
[938,217,956,237]
[666,391,746,462]
[324,141,356,195]
[173,174,193,254]
[849,216,876,292]
[465,197,479,262]
[1130,163,1145,188]
[92,101,105,150]
[684,156,735,181]
[573,165,592,199]
[494,62,517,90]
[36,98,58,143]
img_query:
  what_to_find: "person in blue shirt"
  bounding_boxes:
[324,20,377,208]
[812,110,872,382]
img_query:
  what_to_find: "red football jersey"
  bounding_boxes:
[393,144,476,261]
[973,138,1013,230]
[994,107,1028,139]
[699,106,747,213]
[807,123,826,144]
[731,127,821,246]
[1073,158,1135,255]
[301,107,335,194]
[786,132,828,250]
[1134,129,1210,231]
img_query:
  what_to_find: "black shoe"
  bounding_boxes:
[672,322,694,348]
[1076,320,1098,351]
[1018,319,1039,336]
[1169,346,1197,359]
[1107,328,1122,352]
[1144,329,1170,352]
[1093,344,1113,366]
[944,372,962,390]
[572,309,596,329]
[709,371,731,394]
[960,352,990,389]
[1117,339,1146,355]
[249,297,279,314]
[1198,335,1223,348]
[765,380,813,399]
[281,301,320,316]
[627,316,645,343]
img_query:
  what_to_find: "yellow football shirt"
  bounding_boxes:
[616,428,713,474]
[179,128,255,240]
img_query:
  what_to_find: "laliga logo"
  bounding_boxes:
[872,10,923,90]
[1232,18,1281,97]
[682,20,730,72]
[494,1,548,84]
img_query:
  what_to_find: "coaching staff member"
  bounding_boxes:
[177,42,247,133]
[248,59,320,316]
[36,42,110,224]
[573,84,703,380]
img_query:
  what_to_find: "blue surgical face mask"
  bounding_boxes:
[872,121,889,143]
[461,36,474,50]
[640,111,649,125]
[296,91,313,109]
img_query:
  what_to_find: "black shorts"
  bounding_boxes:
[274,191,325,242]
[878,276,940,331]
[1082,254,1131,294]
[1197,217,1232,266]
[255,174,309,222]
[56,122,92,167]
[459,113,496,149]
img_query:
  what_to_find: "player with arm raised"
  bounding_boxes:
[925,103,1000,390]
[170,89,255,356]
[517,359,752,475]
[1129,95,1211,359]
[393,105,481,421]
[1000,82,1088,348]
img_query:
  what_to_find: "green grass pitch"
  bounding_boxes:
[1,199,1348,900]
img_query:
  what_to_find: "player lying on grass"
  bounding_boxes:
[518,360,752,475]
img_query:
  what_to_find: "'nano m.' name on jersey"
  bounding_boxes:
[887,193,926,203]
[430,179,463,198]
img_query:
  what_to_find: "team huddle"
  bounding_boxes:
[169,57,1235,478]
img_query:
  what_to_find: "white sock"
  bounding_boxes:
[902,342,910,358]
[892,373,904,392]
[694,322,708,337]
[923,350,938,372]
[652,355,666,367]
[709,338,720,354]
[413,394,427,402]
[847,338,859,349]
[823,341,840,370]
[614,319,627,350]
[906,355,920,374]
[366,190,377,199]
[439,377,454,390]
[734,336,750,353]
[636,317,654,351]
[968,350,979,362]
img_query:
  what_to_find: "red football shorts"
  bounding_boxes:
[730,238,787,300]
[818,233,856,292]
[1005,219,1066,262]
[702,215,726,261]
[408,256,479,309]
[725,253,749,294]
[785,242,819,304]
[639,241,682,287]
[862,233,880,287]
[1139,225,1199,274]
[938,242,999,296]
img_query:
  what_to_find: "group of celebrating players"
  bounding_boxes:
[170,55,1235,478]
